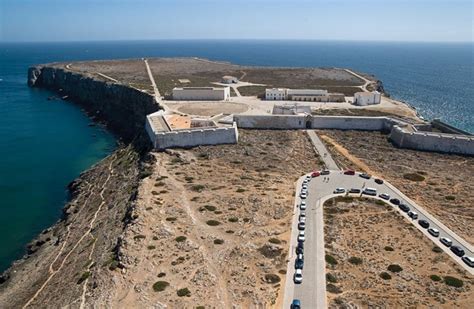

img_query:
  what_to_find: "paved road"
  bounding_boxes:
[143,59,161,103]
[307,131,339,170]
[344,69,371,92]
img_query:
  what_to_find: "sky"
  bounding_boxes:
[0,0,472,42]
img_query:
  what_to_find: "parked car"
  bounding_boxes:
[333,188,346,194]
[298,222,306,231]
[349,188,361,194]
[418,219,430,228]
[305,175,311,181]
[440,237,452,247]
[359,173,371,179]
[344,169,355,175]
[295,246,303,255]
[407,211,418,220]
[300,191,307,199]
[399,204,410,212]
[428,228,440,237]
[300,201,307,210]
[295,257,304,270]
[302,184,308,190]
[374,178,384,184]
[390,198,401,205]
[297,241,304,250]
[321,170,330,175]
[291,299,301,309]
[362,187,377,196]
[294,269,303,284]
[311,171,320,177]
[298,231,305,242]
[462,256,474,268]
[299,217,306,224]
[451,245,465,257]
[379,193,390,200]
[299,212,306,221]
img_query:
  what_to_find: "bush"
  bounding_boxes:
[77,271,91,284]
[134,234,146,241]
[177,287,191,297]
[184,176,194,183]
[444,276,463,288]
[147,245,156,250]
[380,272,392,280]
[326,283,342,294]
[432,246,443,253]
[387,264,403,273]
[325,254,338,265]
[204,205,216,211]
[196,307,205,309]
[225,230,234,234]
[236,188,246,193]
[213,239,224,245]
[264,273,281,284]
[384,246,394,251]
[228,217,238,223]
[430,274,442,282]
[326,273,337,283]
[166,217,177,222]
[152,281,169,292]
[206,220,221,226]
[445,195,456,201]
[158,272,166,277]
[403,173,425,182]
[175,236,187,242]
[108,260,119,271]
[191,185,205,192]
[269,238,281,244]
[348,257,363,265]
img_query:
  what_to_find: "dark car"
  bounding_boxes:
[321,170,330,175]
[359,173,371,179]
[399,204,410,212]
[374,178,384,184]
[418,219,430,228]
[291,299,301,309]
[298,222,306,231]
[295,258,304,270]
[451,245,465,257]
[390,198,401,205]
[297,241,304,250]
[344,169,355,175]
[349,188,361,194]
[295,246,304,255]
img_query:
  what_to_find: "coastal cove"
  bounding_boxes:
[0,39,472,273]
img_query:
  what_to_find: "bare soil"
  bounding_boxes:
[319,130,474,245]
[324,198,474,308]
[109,130,322,308]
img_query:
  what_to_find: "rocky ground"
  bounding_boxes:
[319,130,474,245]
[106,130,321,308]
[324,197,474,308]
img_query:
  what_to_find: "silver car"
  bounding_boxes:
[440,237,452,247]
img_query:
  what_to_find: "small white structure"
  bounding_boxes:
[273,104,311,115]
[265,88,288,100]
[353,92,381,106]
[221,76,238,84]
[172,87,230,101]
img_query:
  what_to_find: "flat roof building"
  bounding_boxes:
[353,92,381,106]
[265,88,344,102]
[172,87,230,101]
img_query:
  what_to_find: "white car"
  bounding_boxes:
[362,187,377,196]
[428,227,440,237]
[379,193,390,200]
[299,217,306,224]
[298,231,305,242]
[299,212,306,221]
[300,191,308,199]
[294,269,303,284]
[305,175,311,181]
[407,211,418,220]
[300,201,307,210]
[333,188,345,194]
[440,237,452,247]
[302,184,308,190]
[462,256,474,267]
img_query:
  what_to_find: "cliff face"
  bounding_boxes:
[28,65,159,145]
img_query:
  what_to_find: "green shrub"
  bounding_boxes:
[348,257,363,265]
[191,184,205,192]
[326,283,342,294]
[264,273,281,284]
[403,173,425,182]
[108,260,119,271]
[432,246,443,253]
[151,191,159,195]
[236,188,246,193]
[430,275,442,282]
[157,272,166,277]
[326,273,337,283]
[77,271,91,284]
[204,205,216,211]
[228,217,238,223]
[384,246,394,251]
[133,234,146,241]
[213,239,224,245]
[166,217,177,222]
[147,245,156,250]
[184,176,194,183]
[196,307,205,309]
[269,238,281,244]
[214,210,222,214]
[445,195,456,201]
[278,269,286,275]
[175,236,187,242]
[155,181,165,187]
[225,230,234,234]
[206,220,221,226]
[380,272,392,280]
[444,276,463,288]
[387,264,403,273]
[152,281,169,292]
[325,254,338,265]
[177,287,191,297]
[243,218,250,223]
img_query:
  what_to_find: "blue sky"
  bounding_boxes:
[1,0,472,42]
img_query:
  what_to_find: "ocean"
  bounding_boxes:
[0,40,472,272]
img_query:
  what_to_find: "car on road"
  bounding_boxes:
[295,244,303,254]
[294,257,304,270]
[298,222,306,231]
[362,187,377,196]
[294,269,303,284]
[440,237,452,247]
[299,216,306,224]
[333,188,346,194]
[462,256,474,268]
[451,245,465,257]
[300,201,307,210]
[390,198,401,205]
[305,175,311,181]
[428,227,440,237]
[297,241,304,250]
[379,193,390,200]
[418,219,430,228]
[321,170,330,175]
[408,211,418,219]
[374,178,384,184]
[359,173,371,179]
[298,231,305,242]
[349,188,361,194]
[301,184,308,190]
[300,191,307,199]
[291,299,301,309]
[311,171,320,177]
[399,204,410,212]
[299,212,306,221]
[344,169,355,175]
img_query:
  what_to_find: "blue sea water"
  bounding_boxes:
[0,40,472,272]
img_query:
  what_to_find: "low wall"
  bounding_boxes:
[234,115,308,129]
[431,119,472,135]
[311,116,387,130]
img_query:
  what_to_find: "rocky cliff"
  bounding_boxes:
[28,65,160,145]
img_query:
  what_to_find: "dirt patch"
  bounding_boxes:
[171,102,249,116]
[323,198,473,308]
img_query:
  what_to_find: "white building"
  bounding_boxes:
[172,87,230,101]
[221,76,238,84]
[353,92,381,106]
[265,88,288,100]
[265,88,344,102]
[287,89,328,98]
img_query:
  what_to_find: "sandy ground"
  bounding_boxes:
[318,130,474,245]
[110,130,321,308]
[167,101,249,116]
[324,198,474,308]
